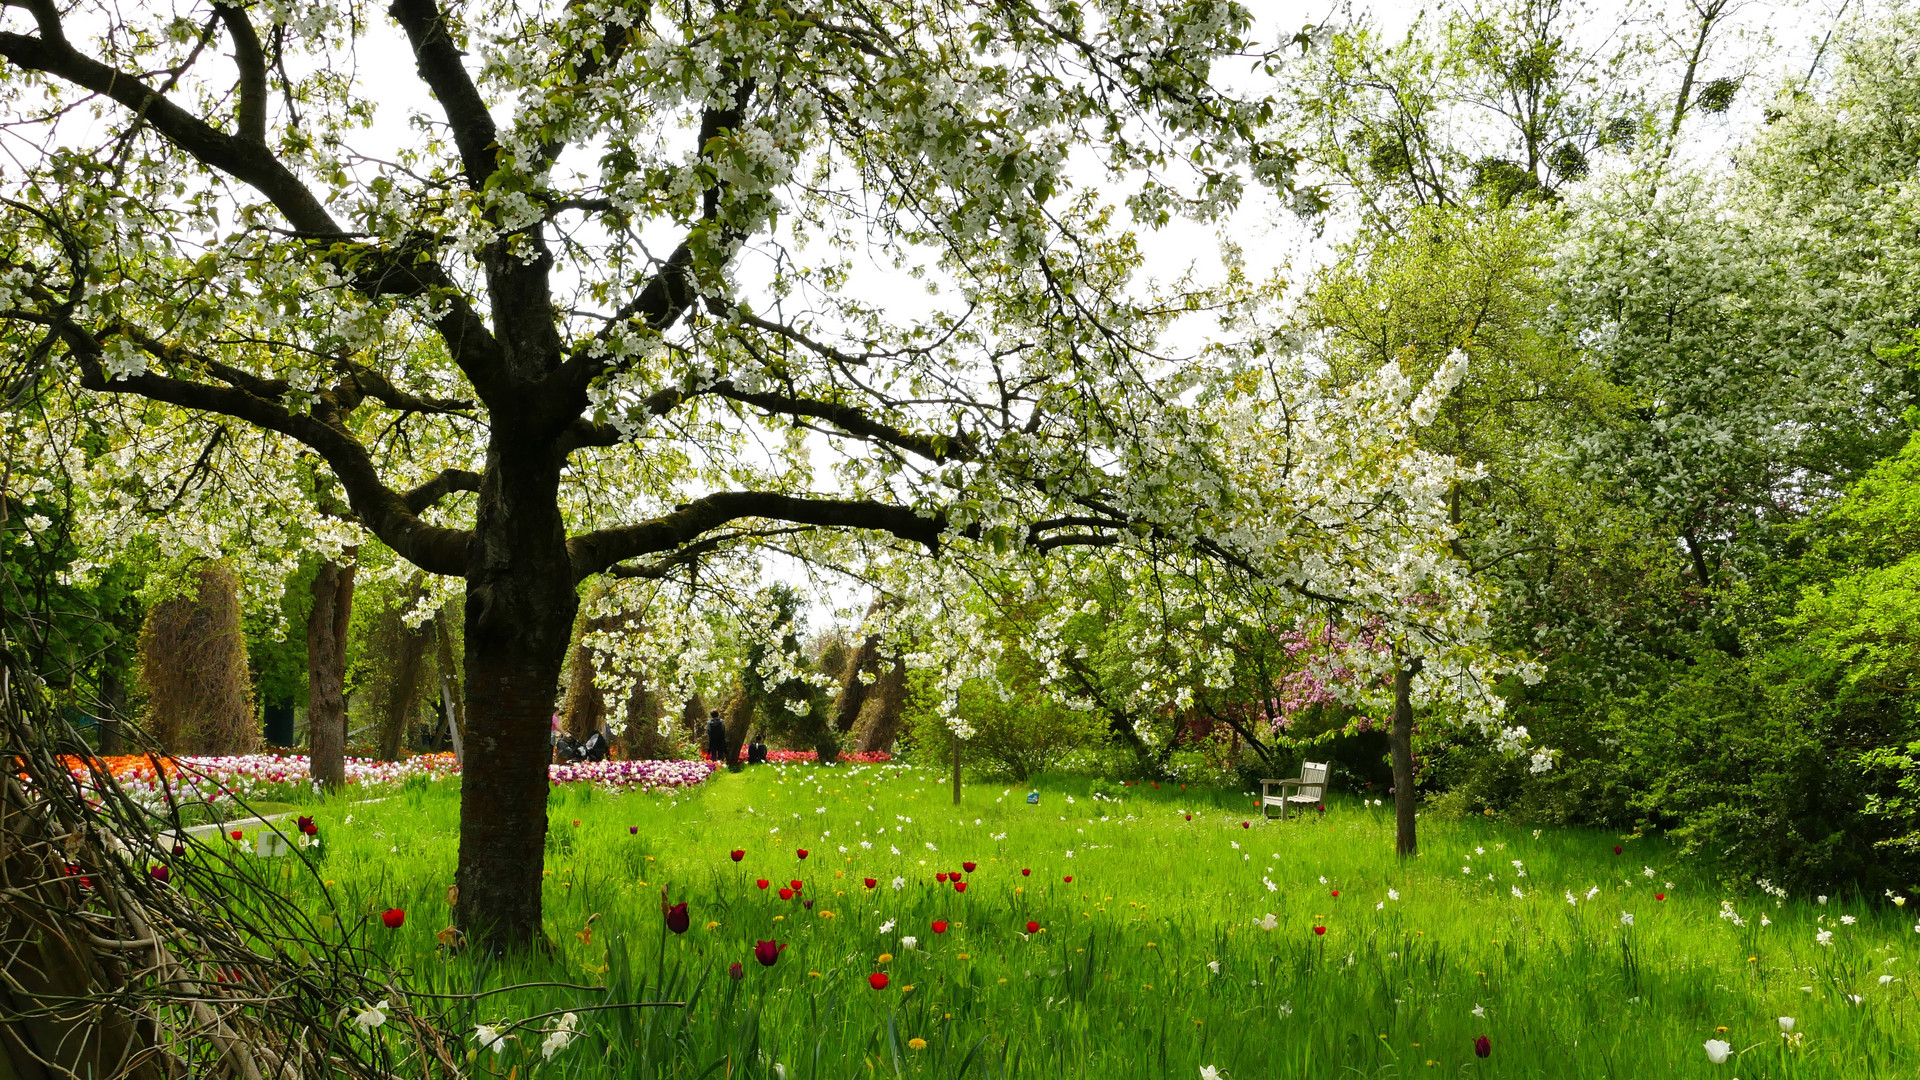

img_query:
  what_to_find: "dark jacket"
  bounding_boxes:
[706,716,728,758]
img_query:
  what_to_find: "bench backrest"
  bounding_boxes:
[1299,761,1329,800]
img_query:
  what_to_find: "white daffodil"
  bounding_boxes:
[1816,930,1834,946]
[1472,1004,1486,1019]
[879,919,895,933]
[352,1000,388,1031]
[540,1012,579,1059]
[891,877,906,890]
[1199,1066,1221,1080]
[1256,914,1278,931]
[474,1024,508,1054]
[1620,912,1635,926]
[1207,961,1220,974]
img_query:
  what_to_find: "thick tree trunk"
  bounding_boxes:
[559,590,610,741]
[853,656,907,754]
[137,564,257,754]
[454,454,577,952]
[1391,656,1424,859]
[375,576,431,762]
[681,694,708,738]
[722,686,754,770]
[621,685,671,759]
[833,633,881,733]
[306,555,355,789]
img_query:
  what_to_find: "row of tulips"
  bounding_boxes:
[59,751,722,802]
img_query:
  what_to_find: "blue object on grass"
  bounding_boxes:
[1026,791,1040,804]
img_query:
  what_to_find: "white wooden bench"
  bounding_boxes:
[1261,761,1330,820]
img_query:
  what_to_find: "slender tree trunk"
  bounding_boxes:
[1391,656,1424,859]
[306,554,356,789]
[453,455,577,952]
[96,668,125,754]
[434,605,466,762]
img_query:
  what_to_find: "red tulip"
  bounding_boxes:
[863,877,878,888]
[1655,893,1665,901]
[728,962,744,980]
[1312,926,1326,936]
[572,819,580,828]
[1241,821,1250,829]
[297,815,317,835]
[630,825,639,834]
[778,888,795,900]
[1474,1035,1491,1058]
[1063,875,1073,883]
[756,879,770,890]
[149,864,170,884]
[954,881,967,893]
[230,830,243,841]
[1021,868,1031,876]
[1152,782,1160,789]
[790,879,803,891]
[963,861,977,873]
[1025,920,1040,933]
[796,849,809,860]
[1330,890,1340,898]
[1613,846,1622,855]
[932,920,948,934]
[665,901,690,934]
[731,849,745,862]
[1184,814,1192,821]
[754,940,785,967]
[868,972,890,990]
[936,872,949,883]
[382,908,406,929]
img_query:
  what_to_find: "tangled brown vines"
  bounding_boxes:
[0,630,459,1080]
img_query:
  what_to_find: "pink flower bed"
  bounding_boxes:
[547,758,720,789]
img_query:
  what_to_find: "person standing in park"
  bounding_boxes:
[705,710,728,765]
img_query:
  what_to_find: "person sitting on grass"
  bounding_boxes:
[747,733,768,765]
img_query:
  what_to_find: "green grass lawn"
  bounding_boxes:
[252,764,1916,1078]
